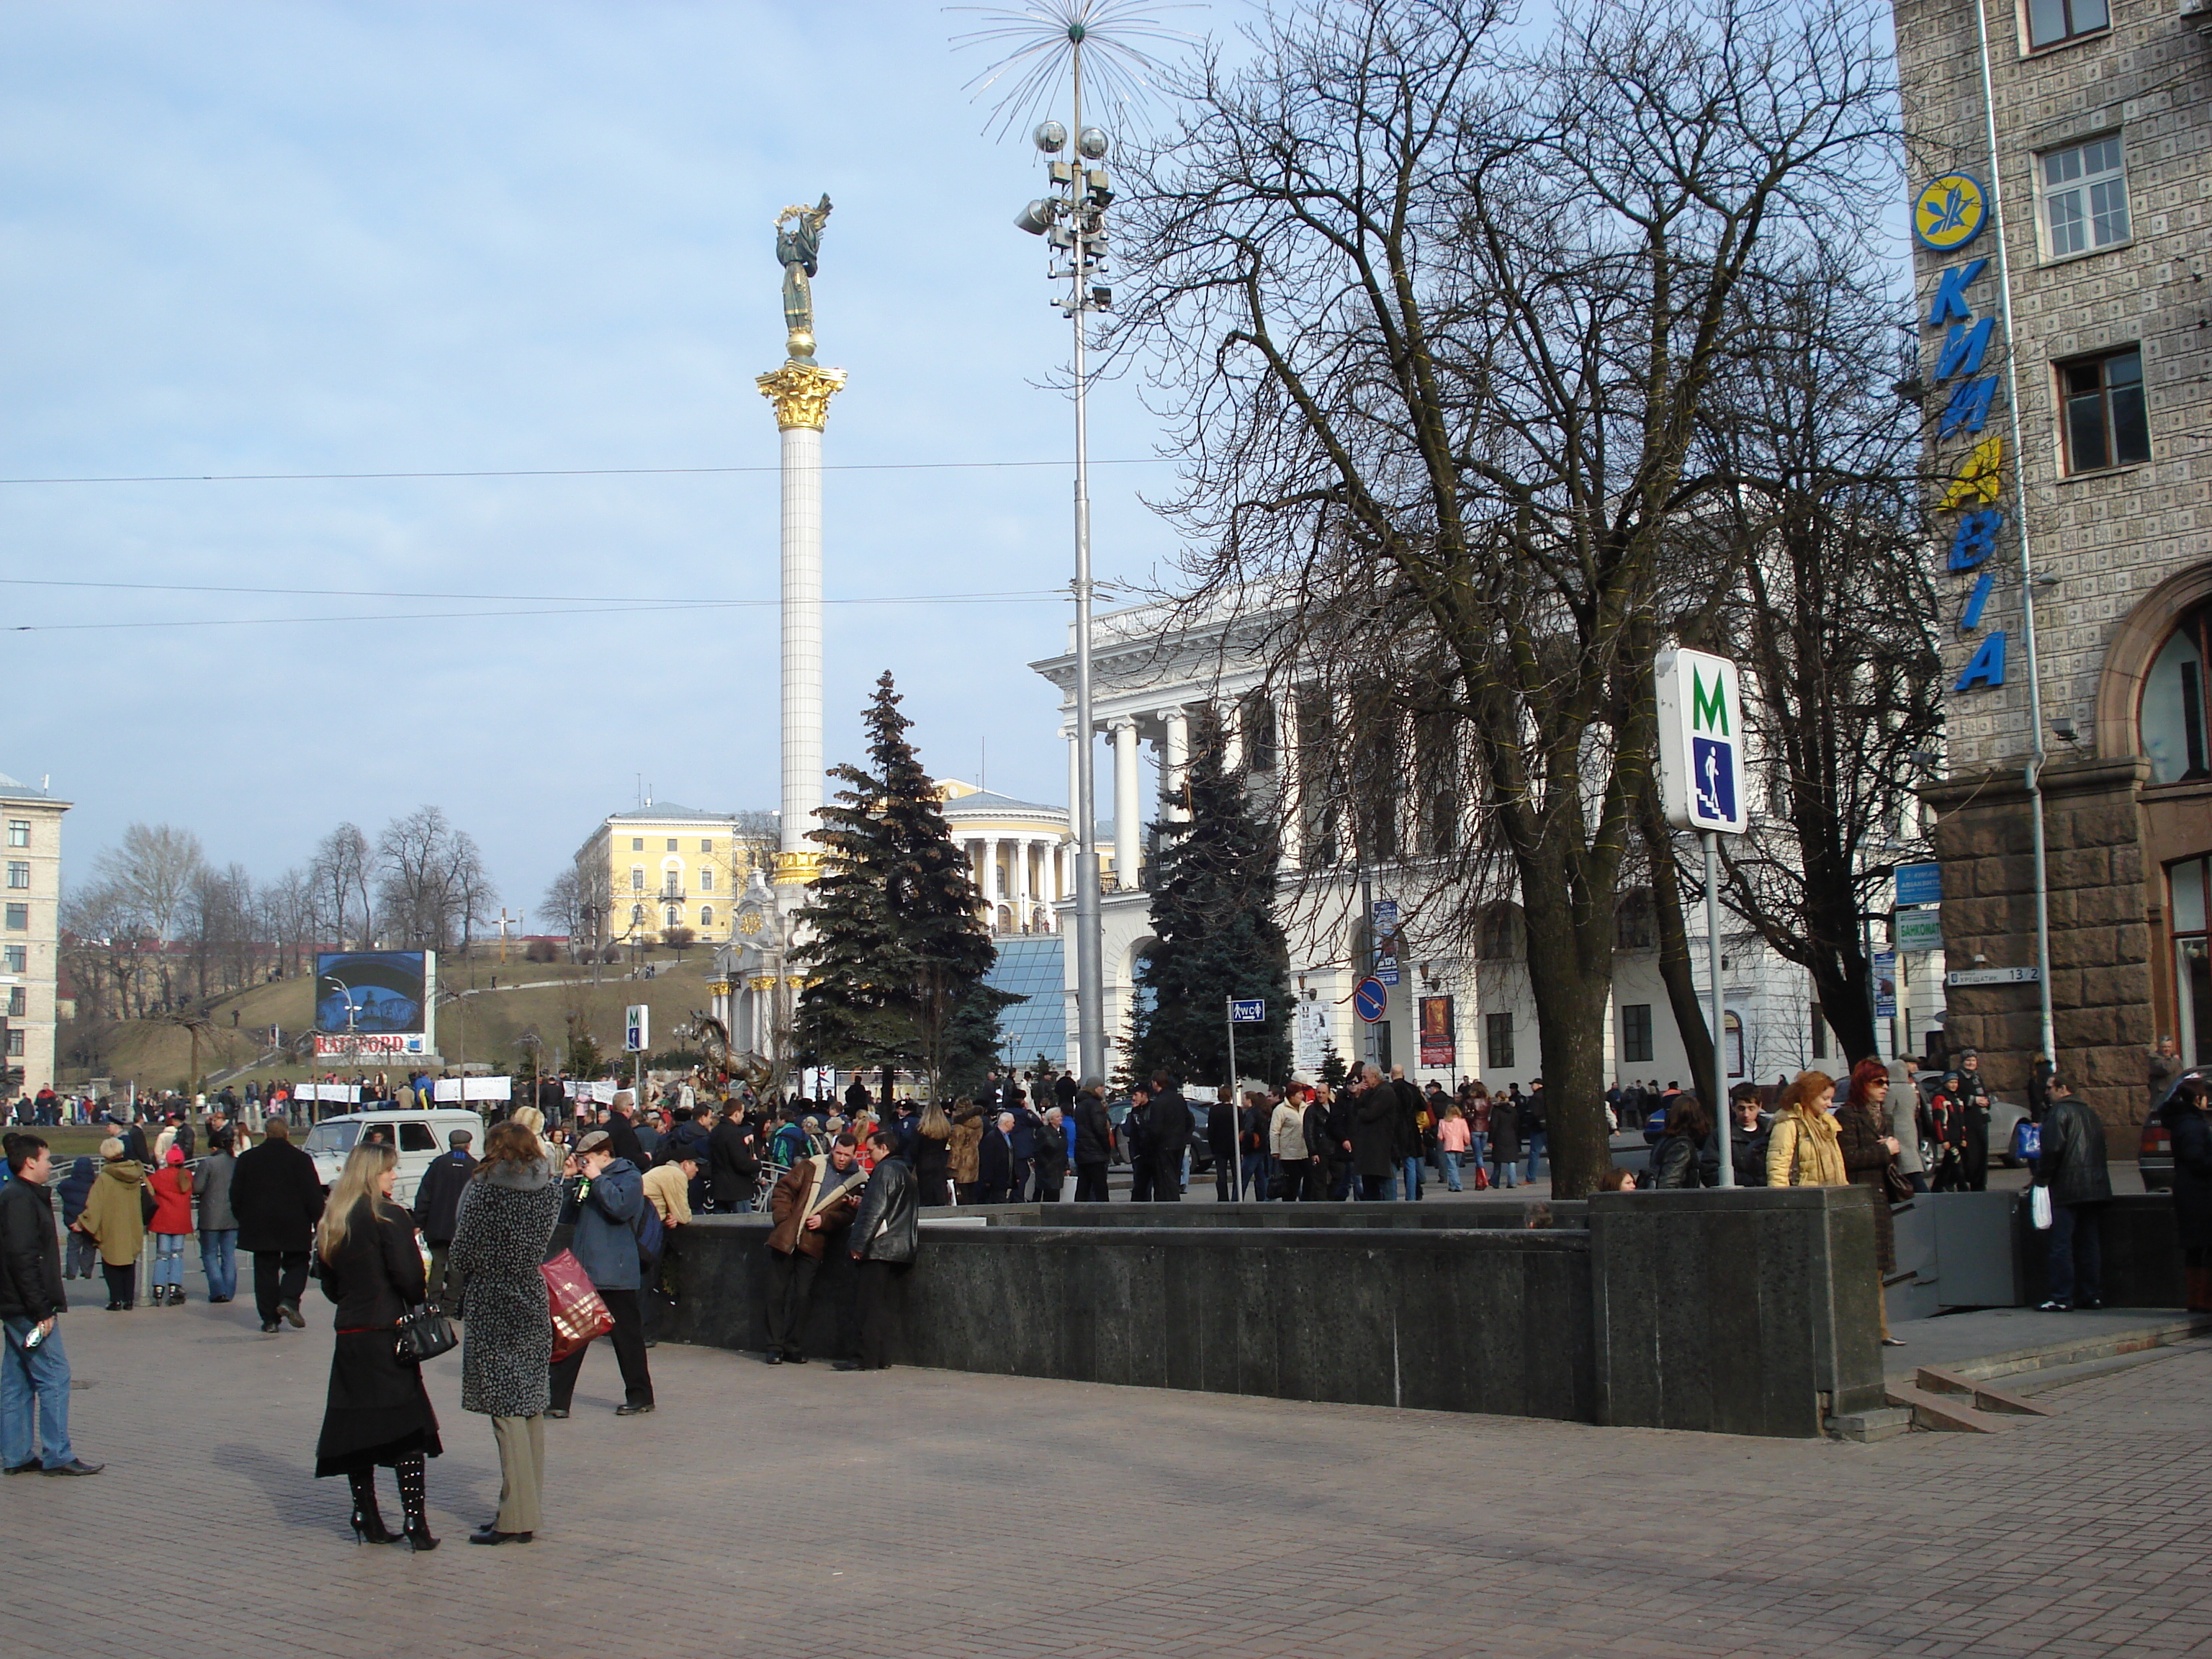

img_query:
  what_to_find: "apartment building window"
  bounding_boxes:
[1485,1011,1515,1071]
[2059,346,2149,474]
[666,838,678,852]
[700,905,714,928]
[4,905,24,931]
[1810,1003,1828,1060]
[700,838,714,853]
[630,867,645,891]
[631,837,644,851]
[665,905,680,928]
[2039,135,2128,258]
[4,1030,20,1057]
[5,821,26,848]
[699,868,714,891]
[6,986,22,1017]
[2026,0,2107,50]
[1620,1003,1654,1064]
[5,863,27,889]
[630,904,645,927]
[3,947,23,973]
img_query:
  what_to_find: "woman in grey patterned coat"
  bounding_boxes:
[444,1121,562,1545]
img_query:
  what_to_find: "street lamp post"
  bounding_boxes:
[1016,97,1115,1087]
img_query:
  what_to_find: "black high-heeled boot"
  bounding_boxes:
[347,1470,397,1545]
[395,1454,437,1551]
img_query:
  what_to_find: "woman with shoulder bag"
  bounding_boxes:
[1833,1058,1906,1346]
[313,1141,443,1550]
[444,1122,563,1545]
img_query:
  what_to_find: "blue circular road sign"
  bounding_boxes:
[1353,977,1389,1022]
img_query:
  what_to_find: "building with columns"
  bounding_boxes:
[939,780,1079,935]
[1030,603,1862,1094]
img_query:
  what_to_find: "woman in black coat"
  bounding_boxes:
[910,1102,953,1207]
[314,1142,442,1550]
[2164,1078,2212,1313]
[1487,1093,1522,1190]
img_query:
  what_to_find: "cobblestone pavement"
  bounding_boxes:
[7,1291,2209,1659]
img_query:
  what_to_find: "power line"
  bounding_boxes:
[0,456,1169,486]
[0,575,1066,606]
[6,588,1069,634]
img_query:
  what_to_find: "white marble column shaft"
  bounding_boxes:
[779,423,824,872]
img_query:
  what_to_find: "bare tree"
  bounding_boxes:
[1115,0,1892,1194]
[91,823,205,1008]
[540,867,583,945]
[309,824,374,948]
[376,806,498,953]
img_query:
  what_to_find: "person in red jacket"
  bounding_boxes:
[146,1148,196,1306]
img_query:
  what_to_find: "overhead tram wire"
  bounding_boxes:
[6,587,1071,634]
[0,456,1168,487]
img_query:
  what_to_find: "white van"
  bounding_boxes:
[300,1108,488,1209]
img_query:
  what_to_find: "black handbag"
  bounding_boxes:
[394,1303,459,1366]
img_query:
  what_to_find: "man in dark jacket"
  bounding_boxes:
[2034,1073,2113,1311]
[707,1105,761,1213]
[536,1073,566,1128]
[604,1096,647,1169]
[837,1128,917,1371]
[1148,1073,1191,1202]
[1521,1081,1550,1184]
[1714,1083,1770,1187]
[228,1117,325,1335]
[1954,1049,1995,1191]
[1351,1067,1401,1200]
[1390,1066,1426,1201]
[1123,1087,1154,1202]
[1,1134,99,1475]
[410,1128,477,1305]
[1072,1084,1113,1202]
[1205,1088,1238,1202]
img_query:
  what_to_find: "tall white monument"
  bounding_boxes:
[755,194,843,893]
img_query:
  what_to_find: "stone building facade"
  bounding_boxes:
[1896,0,2212,1127]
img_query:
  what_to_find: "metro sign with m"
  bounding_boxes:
[1655,647,1749,836]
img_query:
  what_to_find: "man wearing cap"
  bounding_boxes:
[548,1130,654,1417]
[228,1116,325,1336]
[412,1128,478,1308]
[763,1133,864,1365]
[1955,1049,1994,1192]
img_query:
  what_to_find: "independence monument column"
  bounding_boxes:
[755,194,844,896]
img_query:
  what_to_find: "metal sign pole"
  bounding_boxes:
[1226,997,1240,1204]
[1706,831,1733,1187]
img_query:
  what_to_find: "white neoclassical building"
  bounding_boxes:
[1030,601,1929,1093]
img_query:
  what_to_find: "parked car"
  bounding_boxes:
[301,1107,487,1208]
[2137,1068,2200,1192]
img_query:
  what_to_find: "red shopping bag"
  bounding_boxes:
[543,1249,613,1363]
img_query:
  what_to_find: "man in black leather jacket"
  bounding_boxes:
[1148,1074,1192,1202]
[839,1130,917,1371]
[2034,1074,2112,1311]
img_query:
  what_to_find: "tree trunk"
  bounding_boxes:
[1518,875,1614,1200]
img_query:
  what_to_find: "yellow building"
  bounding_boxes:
[572,804,772,953]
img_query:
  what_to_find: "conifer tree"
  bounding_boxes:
[793,671,1011,1097]
[1130,715,1292,1087]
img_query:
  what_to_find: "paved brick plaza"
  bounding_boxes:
[6,1295,2209,1659]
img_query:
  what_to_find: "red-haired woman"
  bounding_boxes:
[1835,1057,1905,1346]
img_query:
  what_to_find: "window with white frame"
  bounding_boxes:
[3,946,23,973]
[629,866,645,891]
[6,821,26,848]
[698,867,714,891]
[2039,135,2128,258]
[5,863,27,889]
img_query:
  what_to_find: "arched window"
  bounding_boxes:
[1614,887,1656,950]
[1725,1012,1745,1079]
[665,904,680,928]
[2141,610,2212,783]
[699,905,714,929]
[630,903,645,927]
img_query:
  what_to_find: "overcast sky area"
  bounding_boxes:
[1,1,1202,914]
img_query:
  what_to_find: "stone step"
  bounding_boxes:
[1915,1365,2053,1417]
[1827,1406,1915,1443]
[1883,1381,2018,1433]
[2006,1341,2206,1398]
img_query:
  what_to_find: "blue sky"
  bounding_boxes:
[0,1,1187,912]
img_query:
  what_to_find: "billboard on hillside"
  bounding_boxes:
[313,951,436,1058]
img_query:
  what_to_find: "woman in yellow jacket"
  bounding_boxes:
[1766,1071,1845,1188]
[75,1138,148,1312]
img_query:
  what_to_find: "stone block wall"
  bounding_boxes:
[1924,755,2153,1128]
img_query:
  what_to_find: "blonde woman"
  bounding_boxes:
[1766,1070,1845,1189]
[508,1104,552,1161]
[313,1142,442,1550]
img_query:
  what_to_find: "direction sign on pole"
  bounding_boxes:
[1655,647,1749,835]
[624,1004,649,1053]
[1894,863,1943,907]
[1229,999,1265,1024]
[1352,977,1389,1023]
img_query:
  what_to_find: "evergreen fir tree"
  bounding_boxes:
[1318,1040,1348,1092]
[793,671,1012,1097]
[1130,715,1292,1087]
